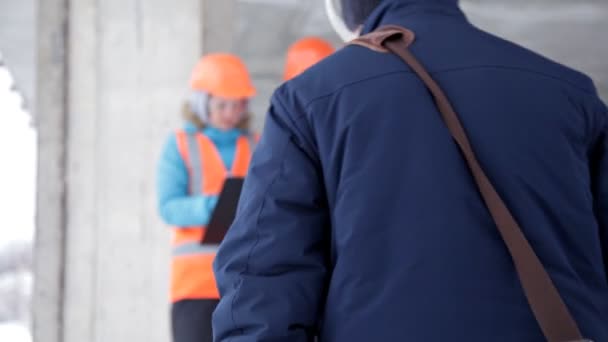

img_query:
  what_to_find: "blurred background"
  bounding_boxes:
[0,0,606,341]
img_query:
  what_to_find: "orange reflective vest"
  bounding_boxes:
[171,130,254,302]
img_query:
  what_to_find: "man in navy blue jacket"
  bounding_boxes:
[213,0,608,340]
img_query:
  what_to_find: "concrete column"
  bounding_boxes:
[32,1,68,341]
[34,0,203,341]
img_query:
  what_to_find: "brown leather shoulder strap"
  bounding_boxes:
[349,26,587,342]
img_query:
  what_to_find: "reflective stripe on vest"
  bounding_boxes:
[172,242,220,257]
[171,129,253,302]
[186,133,202,195]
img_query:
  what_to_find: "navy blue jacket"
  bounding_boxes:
[214,1,608,341]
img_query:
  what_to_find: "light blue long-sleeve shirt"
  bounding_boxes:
[157,123,243,227]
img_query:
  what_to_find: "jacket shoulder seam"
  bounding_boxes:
[301,64,594,112]
[438,64,595,94]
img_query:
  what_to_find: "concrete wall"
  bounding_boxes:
[232,1,341,131]
[31,1,607,342]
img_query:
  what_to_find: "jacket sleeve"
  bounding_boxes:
[593,102,608,278]
[156,134,218,227]
[213,89,329,342]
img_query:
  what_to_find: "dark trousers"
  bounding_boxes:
[171,299,219,342]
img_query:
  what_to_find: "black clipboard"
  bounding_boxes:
[201,177,244,244]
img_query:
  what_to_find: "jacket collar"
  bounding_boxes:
[361,0,466,34]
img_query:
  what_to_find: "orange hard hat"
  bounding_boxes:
[190,53,256,99]
[284,37,335,81]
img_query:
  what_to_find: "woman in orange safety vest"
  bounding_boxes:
[157,53,256,342]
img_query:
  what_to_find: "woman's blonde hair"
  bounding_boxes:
[181,101,251,132]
